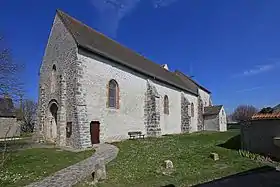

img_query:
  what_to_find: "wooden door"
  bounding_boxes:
[90,121,100,144]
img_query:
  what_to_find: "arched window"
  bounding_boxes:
[51,65,56,93]
[108,79,119,108]
[164,95,169,114]
[191,103,194,117]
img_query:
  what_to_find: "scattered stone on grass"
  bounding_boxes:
[92,158,107,183]
[164,160,174,169]
[213,163,228,170]
[155,160,175,176]
[210,153,219,161]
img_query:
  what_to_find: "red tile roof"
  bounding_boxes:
[252,113,280,120]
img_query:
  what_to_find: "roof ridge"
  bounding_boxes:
[55,10,204,95]
[57,9,159,66]
[174,70,211,94]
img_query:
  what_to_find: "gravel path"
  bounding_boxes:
[26,144,119,187]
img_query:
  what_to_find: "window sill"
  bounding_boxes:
[106,107,119,112]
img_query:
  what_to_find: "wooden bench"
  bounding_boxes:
[128,131,145,140]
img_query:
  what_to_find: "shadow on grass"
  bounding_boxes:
[192,166,280,187]
[217,134,241,150]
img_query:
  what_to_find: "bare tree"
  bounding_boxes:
[0,35,24,100]
[0,35,24,169]
[232,105,259,122]
[20,99,37,133]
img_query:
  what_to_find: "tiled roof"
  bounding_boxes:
[251,113,280,120]
[56,10,212,96]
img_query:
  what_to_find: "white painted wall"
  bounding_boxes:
[78,53,146,143]
[78,52,200,142]
[152,81,181,135]
[186,93,198,132]
[198,89,211,107]
[152,82,198,135]
[218,106,227,131]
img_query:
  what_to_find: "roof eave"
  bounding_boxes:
[175,70,211,94]
[77,46,198,96]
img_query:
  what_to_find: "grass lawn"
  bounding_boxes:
[0,148,93,187]
[78,130,264,187]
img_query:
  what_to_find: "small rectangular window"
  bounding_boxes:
[66,122,72,138]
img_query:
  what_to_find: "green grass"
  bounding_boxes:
[0,148,93,187]
[78,130,264,187]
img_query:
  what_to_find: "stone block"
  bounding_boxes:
[92,158,106,182]
[164,160,174,169]
[210,153,219,161]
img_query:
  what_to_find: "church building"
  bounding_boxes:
[37,10,227,149]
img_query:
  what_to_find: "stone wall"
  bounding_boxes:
[0,117,20,138]
[197,96,204,131]
[204,114,219,131]
[145,80,161,136]
[181,93,191,133]
[241,119,280,159]
[38,14,84,148]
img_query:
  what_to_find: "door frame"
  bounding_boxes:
[90,121,100,144]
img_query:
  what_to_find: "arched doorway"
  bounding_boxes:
[49,102,58,141]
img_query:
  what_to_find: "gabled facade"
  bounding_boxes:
[37,10,226,149]
[203,105,227,131]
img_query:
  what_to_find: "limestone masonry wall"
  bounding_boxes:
[38,15,83,148]
[0,118,20,138]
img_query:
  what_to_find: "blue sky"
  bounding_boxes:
[1,0,280,113]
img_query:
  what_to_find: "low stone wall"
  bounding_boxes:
[241,119,280,159]
[0,117,20,138]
